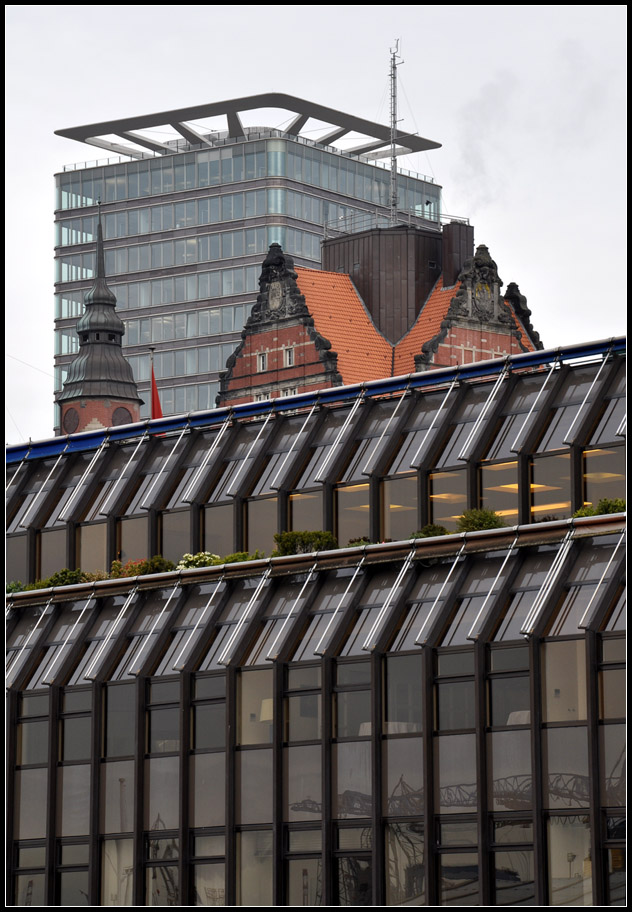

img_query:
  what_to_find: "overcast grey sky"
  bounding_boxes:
[5,5,627,445]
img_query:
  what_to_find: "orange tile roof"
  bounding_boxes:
[295,267,393,385]
[393,277,458,375]
[505,303,537,352]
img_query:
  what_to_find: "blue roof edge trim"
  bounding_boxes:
[6,336,625,465]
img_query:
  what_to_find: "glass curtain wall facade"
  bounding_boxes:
[6,515,625,906]
[54,131,440,432]
[9,343,626,585]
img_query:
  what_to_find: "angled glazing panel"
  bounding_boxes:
[414,545,466,646]
[58,440,111,522]
[362,547,417,651]
[243,573,317,665]
[433,386,490,469]
[544,533,625,636]
[218,568,271,664]
[225,412,275,498]
[205,422,272,503]
[67,591,140,683]
[110,584,182,678]
[510,359,561,452]
[139,426,191,510]
[520,533,574,636]
[26,597,96,688]
[7,459,64,533]
[291,406,355,490]
[457,364,511,461]
[387,560,458,652]
[269,406,319,491]
[492,546,559,641]
[197,577,267,672]
[313,396,365,483]
[179,418,233,505]
[289,567,363,661]
[534,363,604,454]
[338,565,405,656]
[120,436,186,516]
[160,578,227,673]
[6,600,54,687]
[93,435,152,518]
[360,391,411,476]
[439,551,516,647]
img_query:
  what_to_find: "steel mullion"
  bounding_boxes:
[457,364,510,461]
[314,558,365,655]
[361,547,416,651]
[19,447,69,528]
[139,425,189,510]
[218,567,272,665]
[5,444,32,494]
[578,530,626,629]
[563,350,612,445]
[265,562,318,661]
[414,544,466,645]
[182,416,232,503]
[58,439,109,522]
[361,388,409,476]
[314,392,365,483]
[409,378,459,469]
[172,576,226,671]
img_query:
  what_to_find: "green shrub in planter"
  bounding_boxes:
[574,498,625,517]
[272,530,338,556]
[411,524,450,539]
[456,509,505,533]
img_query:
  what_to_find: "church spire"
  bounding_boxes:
[56,202,143,435]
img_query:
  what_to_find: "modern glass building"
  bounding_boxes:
[6,337,626,905]
[54,95,443,434]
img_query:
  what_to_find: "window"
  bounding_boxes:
[257,352,267,372]
[284,347,295,367]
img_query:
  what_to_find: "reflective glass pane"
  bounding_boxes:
[384,654,422,733]
[237,830,273,906]
[193,863,226,906]
[600,724,625,807]
[146,865,179,906]
[335,484,370,546]
[290,491,322,532]
[101,760,135,833]
[385,822,425,904]
[542,727,589,809]
[144,756,179,829]
[285,744,322,821]
[606,848,626,905]
[15,873,45,906]
[57,764,90,836]
[439,852,479,905]
[547,816,592,905]
[204,503,234,558]
[583,446,626,506]
[105,683,136,757]
[335,691,371,737]
[333,742,372,818]
[429,470,467,530]
[436,681,475,730]
[101,838,134,905]
[488,730,532,812]
[531,454,571,522]
[489,676,530,726]
[286,693,321,741]
[194,703,225,749]
[62,716,91,761]
[238,669,273,745]
[542,641,587,722]
[383,738,423,816]
[189,752,225,827]
[492,850,535,905]
[60,870,90,906]
[336,856,372,906]
[382,475,418,542]
[287,858,323,906]
[600,668,626,719]
[237,749,273,824]
[17,720,49,765]
[435,734,477,814]
[480,461,519,522]
[14,768,47,839]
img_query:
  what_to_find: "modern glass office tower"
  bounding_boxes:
[5,336,626,905]
[54,95,443,434]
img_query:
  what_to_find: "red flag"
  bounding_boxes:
[151,365,163,420]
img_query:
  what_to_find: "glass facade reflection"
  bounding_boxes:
[5,342,628,906]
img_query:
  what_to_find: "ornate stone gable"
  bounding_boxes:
[416,245,533,368]
[247,243,310,325]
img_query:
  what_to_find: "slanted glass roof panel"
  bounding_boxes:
[439,554,513,647]
[66,592,140,684]
[589,397,626,445]
[7,459,66,532]
[493,547,559,641]
[6,601,54,687]
[387,388,456,474]
[434,387,489,468]
[603,586,626,631]
[545,535,624,636]
[110,587,180,680]
[293,407,353,488]
[243,575,315,665]
[337,567,403,656]
[482,375,547,461]
[153,579,227,674]
[25,598,94,689]
[290,568,362,661]
[535,363,604,453]
[85,439,150,519]
[197,577,265,671]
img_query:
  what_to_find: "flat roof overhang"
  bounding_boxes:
[55,92,441,159]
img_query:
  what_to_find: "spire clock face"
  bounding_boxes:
[62,407,79,434]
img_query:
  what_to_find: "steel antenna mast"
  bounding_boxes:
[389,39,403,226]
